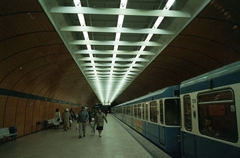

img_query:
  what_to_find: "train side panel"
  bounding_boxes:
[145,122,160,146]
[164,127,181,158]
[195,135,240,157]
[133,119,143,133]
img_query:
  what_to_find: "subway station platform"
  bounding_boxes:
[0,114,170,158]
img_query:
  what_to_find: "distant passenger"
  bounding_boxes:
[95,108,108,137]
[90,118,95,136]
[104,109,108,116]
[53,108,61,129]
[202,116,218,137]
[70,108,76,120]
[88,108,96,123]
[77,107,89,138]
[62,108,72,131]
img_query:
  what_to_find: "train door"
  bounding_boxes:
[181,95,197,157]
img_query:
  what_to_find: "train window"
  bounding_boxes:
[159,100,163,124]
[130,105,133,116]
[198,90,238,142]
[126,106,130,116]
[138,104,142,119]
[142,103,145,120]
[134,104,137,118]
[199,90,233,102]
[144,103,149,121]
[150,101,157,123]
[183,95,192,131]
[165,99,180,126]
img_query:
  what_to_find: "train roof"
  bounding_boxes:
[180,60,240,94]
[115,85,179,107]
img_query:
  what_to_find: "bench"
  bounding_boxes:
[0,127,17,142]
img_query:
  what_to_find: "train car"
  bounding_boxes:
[113,85,181,158]
[180,61,240,157]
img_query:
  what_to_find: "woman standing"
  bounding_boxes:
[62,108,72,131]
[53,108,61,129]
[95,108,108,137]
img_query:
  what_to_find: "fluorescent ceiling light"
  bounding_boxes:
[38,0,211,105]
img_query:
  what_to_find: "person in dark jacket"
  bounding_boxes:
[88,108,96,123]
[77,107,89,138]
[70,108,76,120]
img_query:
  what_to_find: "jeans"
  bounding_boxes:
[79,122,86,136]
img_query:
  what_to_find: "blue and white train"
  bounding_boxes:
[112,60,240,158]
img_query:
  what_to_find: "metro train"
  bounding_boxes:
[112,60,240,158]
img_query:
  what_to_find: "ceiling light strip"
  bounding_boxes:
[68,40,163,46]
[51,7,190,17]
[73,0,104,102]
[109,0,175,103]
[73,50,156,55]
[106,0,128,104]
[61,26,174,35]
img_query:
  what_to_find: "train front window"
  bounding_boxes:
[165,99,180,126]
[198,89,238,143]
[184,95,192,131]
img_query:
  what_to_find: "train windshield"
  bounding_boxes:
[165,99,181,126]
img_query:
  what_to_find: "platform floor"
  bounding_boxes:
[0,114,170,158]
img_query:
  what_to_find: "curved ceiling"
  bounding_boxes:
[1,0,240,107]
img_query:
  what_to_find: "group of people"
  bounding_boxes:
[77,107,108,138]
[53,107,108,137]
[53,108,75,131]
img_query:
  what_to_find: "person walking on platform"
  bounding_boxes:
[70,108,76,120]
[53,108,61,129]
[95,108,108,137]
[77,107,89,138]
[62,108,72,131]
[90,118,95,136]
[88,108,96,123]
